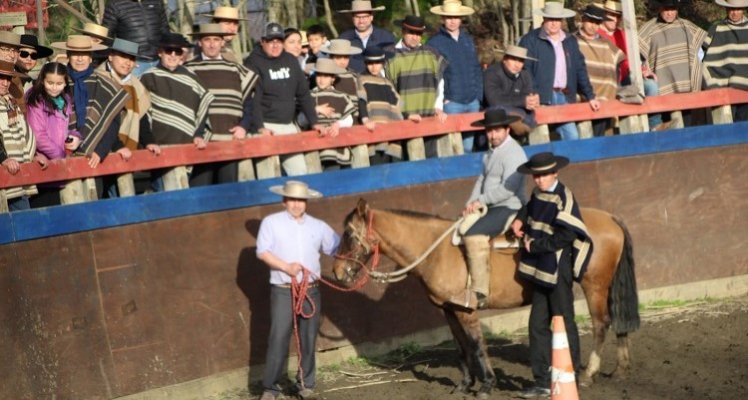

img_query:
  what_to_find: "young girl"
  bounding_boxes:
[25,62,81,207]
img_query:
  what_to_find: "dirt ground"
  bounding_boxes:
[215,296,748,400]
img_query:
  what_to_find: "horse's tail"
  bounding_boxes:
[608,215,641,334]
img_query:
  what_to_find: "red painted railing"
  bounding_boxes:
[1,88,747,189]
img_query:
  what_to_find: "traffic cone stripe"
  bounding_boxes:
[552,332,569,348]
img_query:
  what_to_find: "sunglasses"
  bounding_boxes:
[19,50,39,60]
[162,47,184,56]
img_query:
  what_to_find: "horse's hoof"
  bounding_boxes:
[579,374,594,387]
[476,392,490,400]
[451,384,471,395]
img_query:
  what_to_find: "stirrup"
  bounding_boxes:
[476,292,488,310]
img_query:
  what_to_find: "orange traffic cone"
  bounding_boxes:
[550,315,579,400]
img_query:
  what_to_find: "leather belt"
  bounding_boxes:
[553,87,569,94]
[274,282,318,289]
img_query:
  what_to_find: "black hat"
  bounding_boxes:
[517,152,570,175]
[20,34,53,58]
[160,32,193,49]
[363,46,386,62]
[471,109,521,129]
[262,22,285,40]
[581,5,608,22]
[656,0,689,7]
[395,15,428,32]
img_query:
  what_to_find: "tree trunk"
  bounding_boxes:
[323,0,338,37]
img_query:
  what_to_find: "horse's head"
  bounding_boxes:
[333,198,376,282]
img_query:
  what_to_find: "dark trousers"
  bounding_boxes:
[734,104,748,122]
[263,286,321,395]
[464,206,517,237]
[528,255,580,388]
[29,187,61,208]
[189,161,238,187]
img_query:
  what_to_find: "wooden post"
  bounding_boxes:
[577,121,594,139]
[237,159,256,181]
[406,138,426,161]
[711,105,733,125]
[621,0,649,133]
[305,151,322,174]
[116,173,136,197]
[532,0,545,29]
[255,156,282,179]
[162,166,190,191]
[60,180,88,204]
[619,114,645,134]
[435,135,454,157]
[0,190,8,213]
[450,132,465,155]
[528,124,550,144]
[669,111,685,129]
[350,144,370,168]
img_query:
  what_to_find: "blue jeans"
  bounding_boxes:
[444,99,481,152]
[643,78,662,128]
[551,91,579,140]
[9,195,30,211]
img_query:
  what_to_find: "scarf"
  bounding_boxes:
[97,63,151,150]
[69,66,94,129]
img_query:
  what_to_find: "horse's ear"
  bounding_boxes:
[356,198,369,217]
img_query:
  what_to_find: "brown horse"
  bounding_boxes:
[332,199,640,398]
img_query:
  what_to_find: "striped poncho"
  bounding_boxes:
[575,32,625,101]
[140,64,215,144]
[702,18,748,90]
[385,42,446,117]
[638,17,707,95]
[518,183,593,288]
[0,95,37,199]
[334,69,360,119]
[311,86,355,165]
[356,73,403,123]
[96,63,152,150]
[185,57,257,141]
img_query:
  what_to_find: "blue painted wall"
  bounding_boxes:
[2,122,747,245]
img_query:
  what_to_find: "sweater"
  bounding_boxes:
[467,137,527,209]
[426,27,483,104]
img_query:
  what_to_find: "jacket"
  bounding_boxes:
[426,27,483,104]
[483,63,535,109]
[339,27,396,74]
[244,49,317,128]
[25,94,80,160]
[102,0,169,59]
[519,28,595,105]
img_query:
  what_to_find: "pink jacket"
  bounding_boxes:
[25,94,80,160]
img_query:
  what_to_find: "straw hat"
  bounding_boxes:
[338,1,386,14]
[269,180,322,199]
[206,6,249,21]
[321,39,362,55]
[51,35,108,52]
[0,31,24,48]
[517,152,570,175]
[495,45,537,61]
[0,60,27,79]
[72,23,112,41]
[430,0,475,17]
[715,0,748,8]
[314,58,346,75]
[189,24,234,38]
[603,1,623,14]
[533,2,576,18]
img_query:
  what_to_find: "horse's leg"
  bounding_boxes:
[580,290,611,386]
[443,308,474,394]
[612,333,631,378]
[456,311,496,399]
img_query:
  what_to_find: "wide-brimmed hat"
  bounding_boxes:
[395,15,428,32]
[160,32,194,49]
[430,0,475,17]
[0,31,24,48]
[72,22,112,41]
[495,44,537,61]
[261,22,285,40]
[314,58,346,75]
[189,23,233,38]
[205,6,249,21]
[269,180,322,199]
[321,39,362,55]
[363,46,386,62]
[109,38,140,57]
[20,34,53,58]
[656,0,689,7]
[338,1,386,14]
[534,2,577,18]
[581,5,608,22]
[603,0,623,14]
[517,152,570,175]
[0,60,27,79]
[715,0,748,8]
[471,109,521,129]
[51,35,108,52]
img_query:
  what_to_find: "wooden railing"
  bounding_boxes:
[1,88,747,211]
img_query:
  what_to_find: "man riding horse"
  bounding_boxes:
[452,109,528,310]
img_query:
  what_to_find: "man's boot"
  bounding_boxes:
[464,235,492,309]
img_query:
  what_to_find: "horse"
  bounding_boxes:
[332,199,640,399]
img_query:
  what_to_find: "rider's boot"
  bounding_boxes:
[449,235,491,311]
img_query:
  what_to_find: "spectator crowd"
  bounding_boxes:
[1,0,746,211]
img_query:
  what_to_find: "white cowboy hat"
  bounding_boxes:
[533,1,577,18]
[715,0,748,8]
[338,1,386,14]
[72,22,113,41]
[603,0,623,14]
[269,180,322,199]
[205,6,249,21]
[430,0,475,17]
[321,39,363,55]
[495,44,538,61]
